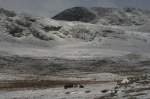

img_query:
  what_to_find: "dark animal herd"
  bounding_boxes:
[64,83,84,89]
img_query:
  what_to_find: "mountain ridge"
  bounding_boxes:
[52,7,150,26]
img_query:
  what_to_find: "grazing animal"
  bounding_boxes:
[101,89,109,93]
[64,83,84,89]
[121,78,129,84]
[64,84,74,89]
[79,84,84,88]
[118,78,130,88]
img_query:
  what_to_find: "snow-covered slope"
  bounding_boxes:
[0,7,150,75]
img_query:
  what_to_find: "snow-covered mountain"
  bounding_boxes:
[0,7,150,75]
[1,7,150,99]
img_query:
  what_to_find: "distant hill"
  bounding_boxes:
[52,7,150,26]
[52,7,96,22]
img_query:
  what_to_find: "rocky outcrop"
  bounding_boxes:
[0,8,16,17]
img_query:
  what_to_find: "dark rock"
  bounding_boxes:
[65,92,71,94]
[7,24,24,37]
[85,90,91,93]
[42,26,62,32]
[101,89,109,93]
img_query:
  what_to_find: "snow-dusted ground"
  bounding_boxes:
[0,73,120,99]
[0,82,116,99]
[0,8,150,99]
[1,16,150,58]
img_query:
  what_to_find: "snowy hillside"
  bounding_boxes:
[0,7,150,99]
[0,7,150,74]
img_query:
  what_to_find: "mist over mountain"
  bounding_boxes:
[0,0,150,16]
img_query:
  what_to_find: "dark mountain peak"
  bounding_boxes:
[52,7,150,26]
[52,7,96,22]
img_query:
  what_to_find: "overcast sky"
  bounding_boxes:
[0,0,150,17]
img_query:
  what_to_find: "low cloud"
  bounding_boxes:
[0,0,149,17]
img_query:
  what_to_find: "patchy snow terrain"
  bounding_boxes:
[0,7,150,99]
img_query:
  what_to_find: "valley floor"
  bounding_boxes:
[0,74,149,99]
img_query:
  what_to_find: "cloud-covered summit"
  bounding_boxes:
[0,0,149,17]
